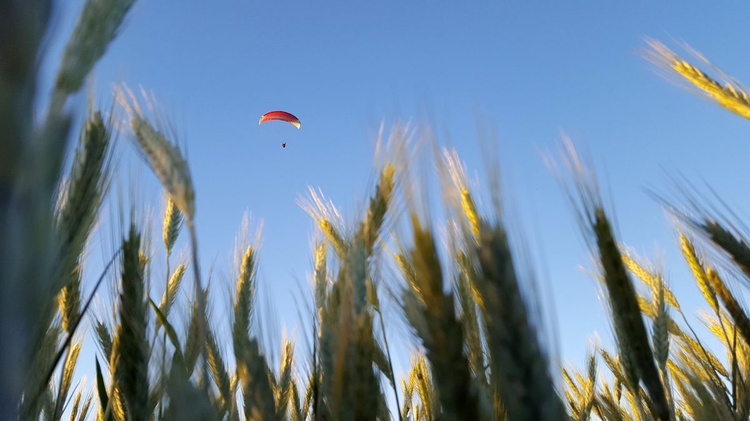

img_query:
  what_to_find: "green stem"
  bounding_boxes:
[187,221,209,393]
[377,309,402,421]
[31,246,122,413]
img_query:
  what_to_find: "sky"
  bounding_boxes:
[40,0,750,409]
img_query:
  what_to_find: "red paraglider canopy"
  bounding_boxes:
[259,111,301,129]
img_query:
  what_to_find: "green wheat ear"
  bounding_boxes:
[474,221,566,421]
[555,138,671,421]
[114,223,149,420]
[116,85,195,224]
[53,0,136,112]
[400,213,482,420]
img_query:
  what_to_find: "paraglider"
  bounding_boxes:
[259,111,300,148]
[259,111,301,129]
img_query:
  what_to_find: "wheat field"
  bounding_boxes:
[4,1,750,420]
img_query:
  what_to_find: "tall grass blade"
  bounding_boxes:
[95,357,113,421]
[148,297,184,362]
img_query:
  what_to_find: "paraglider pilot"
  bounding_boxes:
[281,142,286,148]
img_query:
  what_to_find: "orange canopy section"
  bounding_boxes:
[259,111,301,129]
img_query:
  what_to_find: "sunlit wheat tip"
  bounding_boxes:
[680,233,719,314]
[621,252,680,310]
[159,263,186,318]
[443,148,482,238]
[163,194,183,257]
[362,163,395,254]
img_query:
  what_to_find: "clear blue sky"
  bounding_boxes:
[43,0,750,402]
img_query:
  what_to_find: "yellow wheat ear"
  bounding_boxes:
[646,39,750,121]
